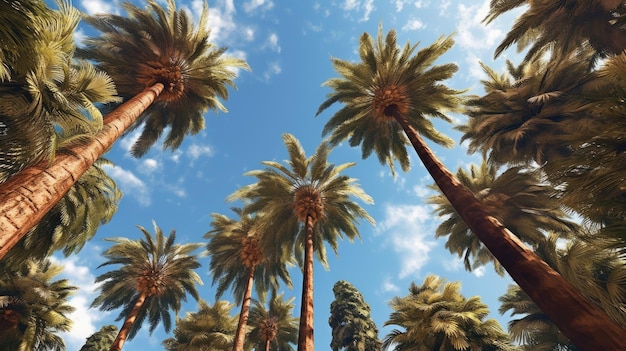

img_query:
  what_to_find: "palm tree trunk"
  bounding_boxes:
[391,109,626,351]
[264,338,271,351]
[110,292,148,351]
[297,215,315,351]
[233,267,255,351]
[0,83,164,260]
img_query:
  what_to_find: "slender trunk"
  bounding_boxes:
[0,84,164,260]
[297,215,315,351]
[110,292,148,351]
[264,338,271,351]
[233,266,255,351]
[391,110,626,351]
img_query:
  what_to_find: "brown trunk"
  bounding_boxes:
[392,110,626,351]
[110,292,148,351]
[264,338,271,351]
[296,215,315,351]
[0,84,164,260]
[233,266,255,351]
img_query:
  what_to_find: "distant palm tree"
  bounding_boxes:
[79,325,118,351]
[427,161,577,275]
[484,0,626,60]
[316,24,626,350]
[0,258,76,351]
[206,208,293,351]
[162,300,238,351]
[91,221,203,351]
[247,293,299,351]
[383,275,513,351]
[0,0,249,257]
[229,133,375,351]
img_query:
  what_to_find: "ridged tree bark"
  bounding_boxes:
[233,267,255,351]
[0,83,164,259]
[390,107,626,351]
[297,215,315,351]
[110,292,148,351]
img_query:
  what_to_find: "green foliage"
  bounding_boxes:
[329,280,381,351]
[162,300,238,351]
[247,293,299,351]
[91,221,203,340]
[79,325,118,351]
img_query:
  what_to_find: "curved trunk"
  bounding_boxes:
[297,215,315,351]
[264,337,271,351]
[0,84,164,260]
[233,266,255,351]
[110,292,148,351]
[391,111,626,351]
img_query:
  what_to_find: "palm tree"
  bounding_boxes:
[427,161,577,275]
[90,221,203,351]
[383,275,513,351]
[229,133,375,351]
[247,293,299,351]
[0,0,249,258]
[80,325,119,351]
[0,258,76,351]
[315,24,626,350]
[205,208,293,351]
[484,0,626,60]
[162,300,238,351]
[3,157,121,267]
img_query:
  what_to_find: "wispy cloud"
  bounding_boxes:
[243,0,274,13]
[340,0,375,22]
[263,61,282,81]
[102,164,151,206]
[187,143,215,161]
[80,0,116,15]
[379,276,401,294]
[402,17,426,31]
[376,204,437,279]
[265,33,281,53]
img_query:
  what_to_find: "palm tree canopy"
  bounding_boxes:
[246,293,299,351]
[427,161,578,275]
[162,299,238,351]
[205,207,293,304]
[316,23,464,174]
[77,0,250,157]
[91,221,203,339]
[79,325,118,351]
[0,258,76,351]
[228,133,375,269]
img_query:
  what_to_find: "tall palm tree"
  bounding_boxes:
[229,133,375,351]
[206,208,293,351]
[0,258,76,351]
[3,157,121,267]
[247,293,299,351]
[427,161,577,275]
[90,221,203,351]
[0,0,249,258]
[162,300,238,351]
[315,24,626,350]
[383,275,513,351]
[484,0,626,60]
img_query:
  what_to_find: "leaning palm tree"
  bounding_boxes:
[162,300,238,351]
[205,208,293,351]
[229,133,375,351]
[0,0,249,258]
[247,293,299,351]
[0,258,76,351]
[90,221,203,351]
[383,275,513,351]
[315,24,626,350]
[484,0,626,60]
[427,161,577,275]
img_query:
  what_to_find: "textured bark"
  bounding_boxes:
[109,292,147,351]
[264,338,271,351]
[297,216,315,351]
[392,110,626,351]
[0,84,164,260]
[233,267,255,351]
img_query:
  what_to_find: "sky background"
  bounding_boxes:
[46,0,529,349]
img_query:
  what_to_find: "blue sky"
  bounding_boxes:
[48,0,527,349]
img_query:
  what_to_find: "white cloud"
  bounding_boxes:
[243,0,274,13]
[74,29,87,47]
[266,33,281,53]
[439,0,451,16]
[139,158,159,175]
[340,0,374,22]
[402,17,426,31]
[51,254,108,351]
[193,0,237,45]
[376,204,437,278]
[81,0,114,15]
[187,143,215,160]
[472,266,486,277]
[263,61,282,81]
[243,27,255,41]
[380,277,401,294]
[102,164,151,206]
[118,129,141,155]
[455,1,504,51]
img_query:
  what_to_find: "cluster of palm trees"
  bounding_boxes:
[1,0,626,350]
